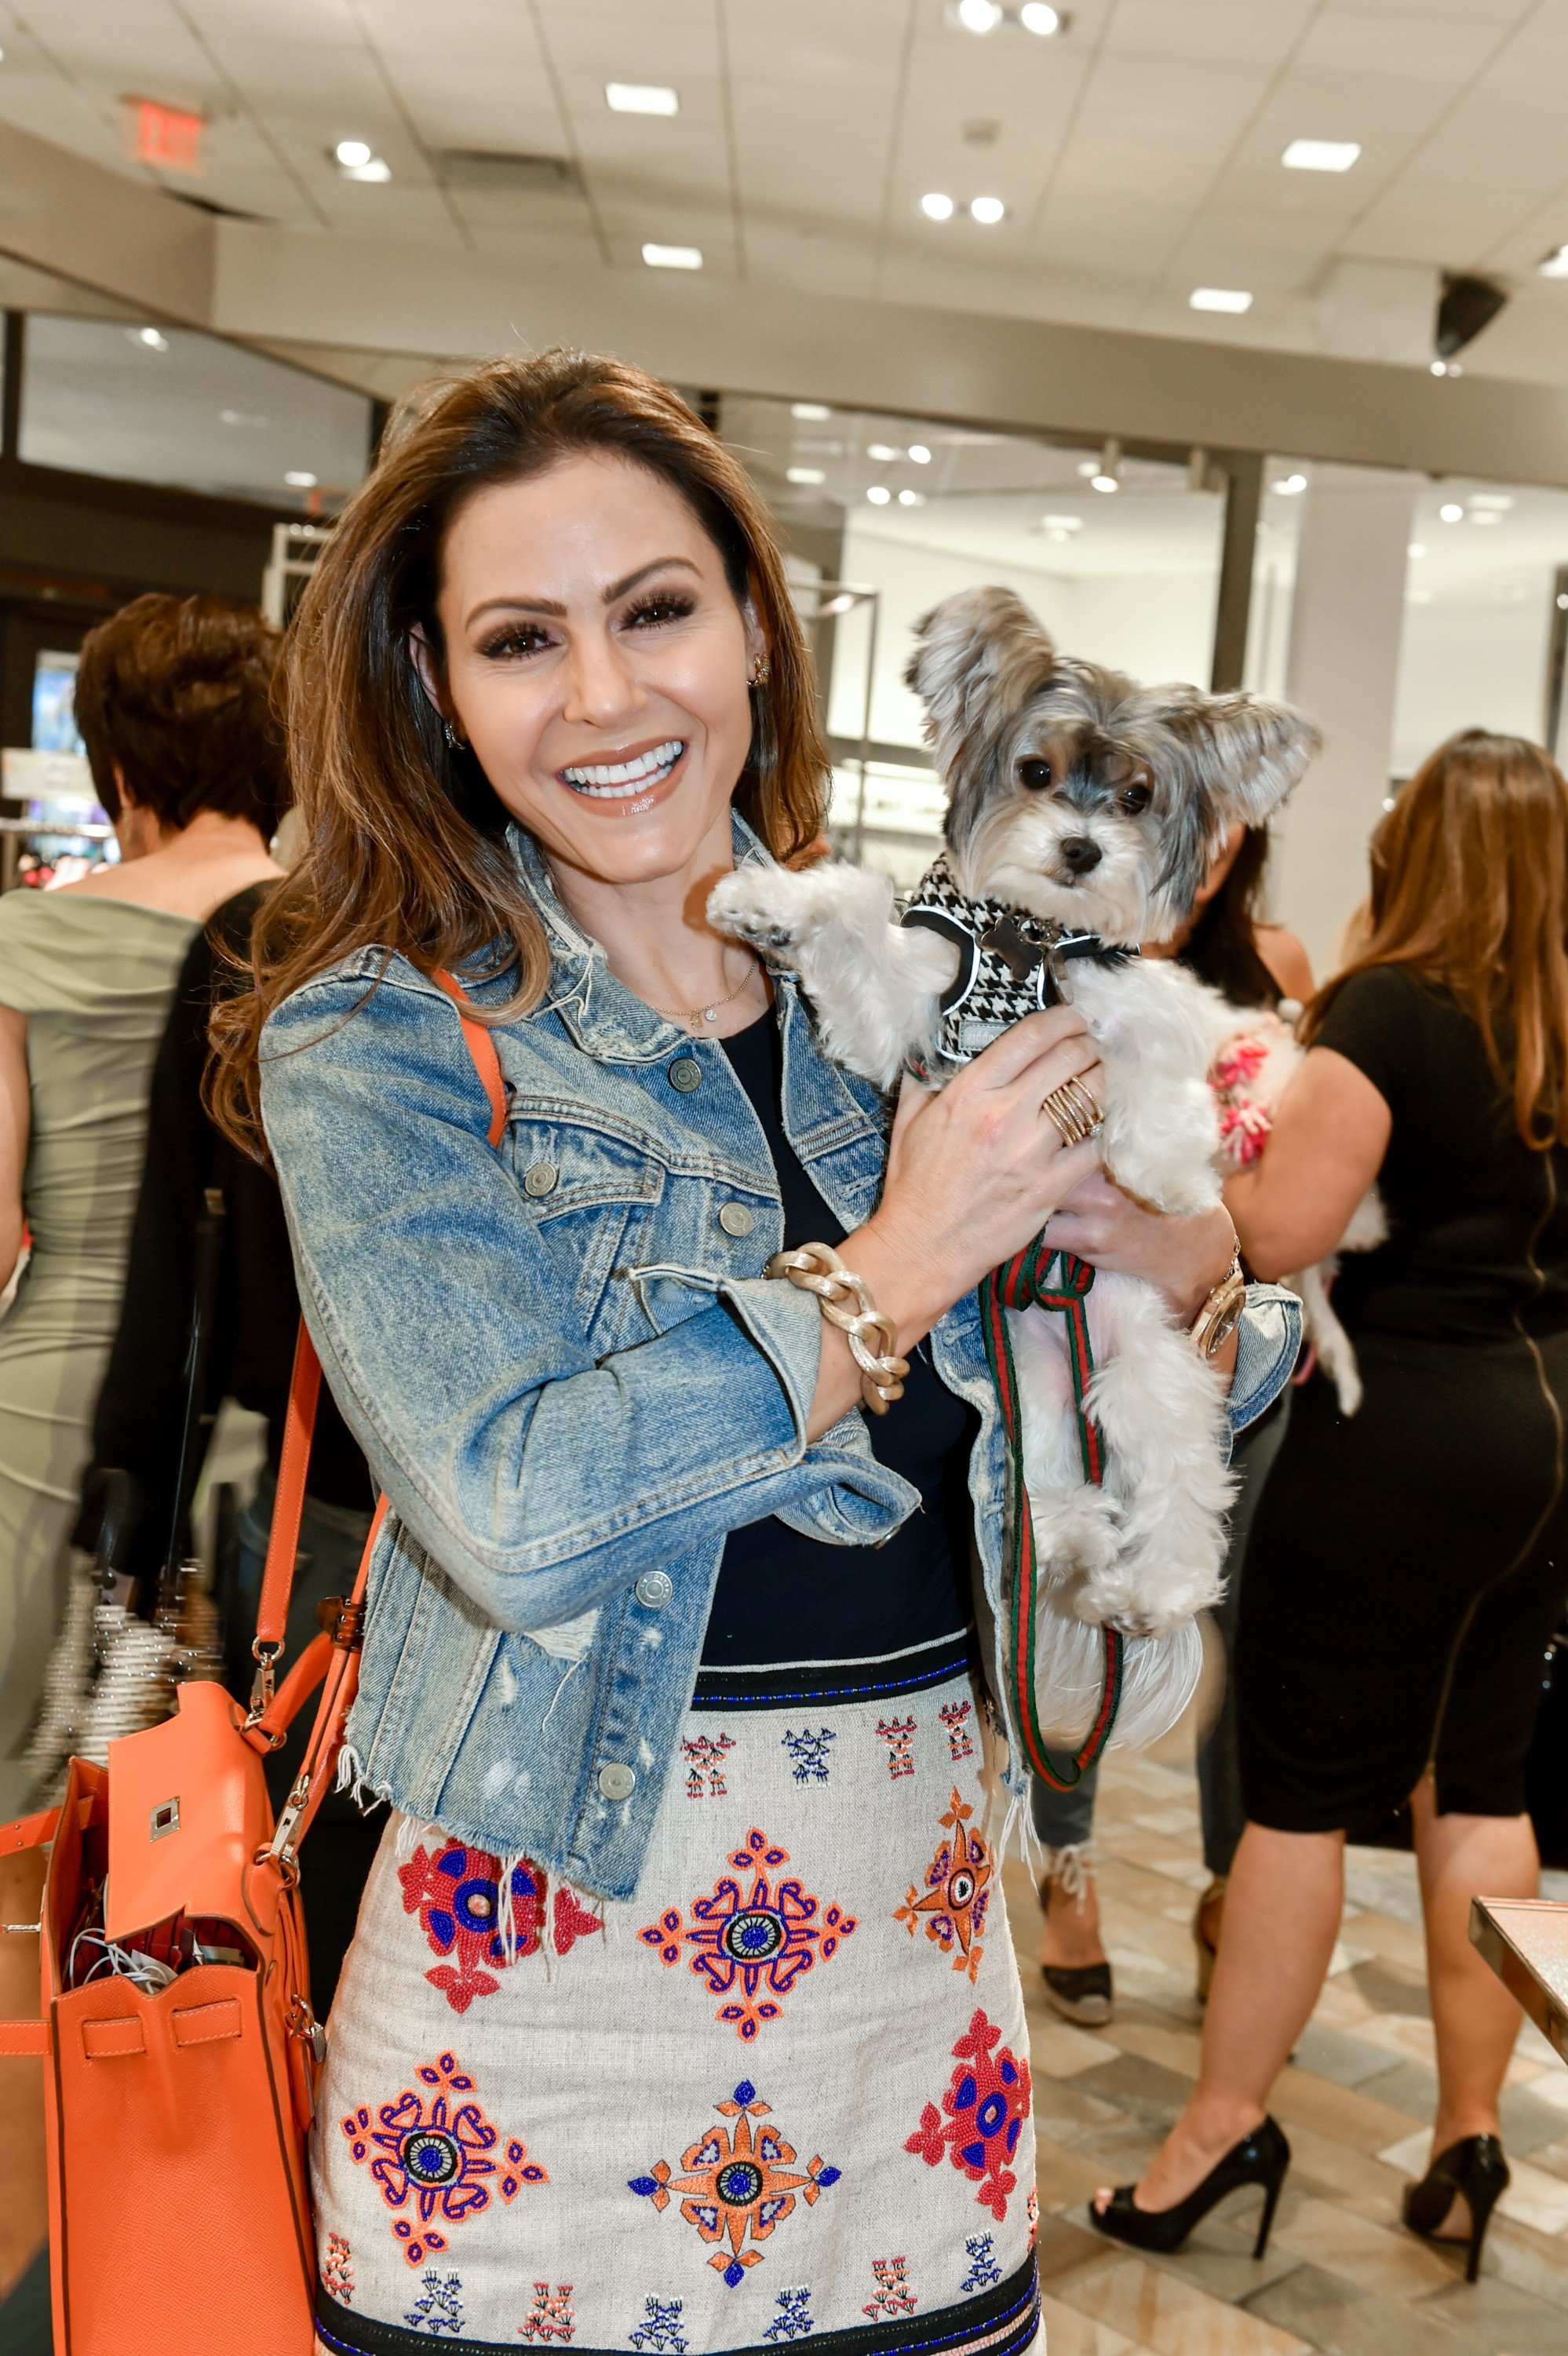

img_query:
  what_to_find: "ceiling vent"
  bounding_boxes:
[436,151,583,198]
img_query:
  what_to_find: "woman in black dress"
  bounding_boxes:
[1089,729,1568,2279]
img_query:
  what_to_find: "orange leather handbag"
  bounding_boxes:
[0,979,505,2354]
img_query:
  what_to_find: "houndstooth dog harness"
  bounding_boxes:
[899,853,1134,1081]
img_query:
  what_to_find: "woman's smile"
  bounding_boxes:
[556,735,690,813]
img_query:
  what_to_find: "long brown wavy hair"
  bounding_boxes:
[1304,728,1568,1149]
[210,349,829,1151]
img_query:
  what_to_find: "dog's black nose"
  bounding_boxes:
[1059,836,1103,875]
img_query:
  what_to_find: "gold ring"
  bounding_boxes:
[1063,1074,1103,1135]
[1043,1081,1096,1147]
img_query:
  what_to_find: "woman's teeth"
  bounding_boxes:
[561,740,685,797]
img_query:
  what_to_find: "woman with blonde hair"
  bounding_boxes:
[211,349,1299,2354]
[1091,730,1568,2281]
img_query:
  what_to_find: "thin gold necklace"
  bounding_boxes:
[646,947,759,1033]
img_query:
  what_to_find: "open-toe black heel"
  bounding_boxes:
[1088,2117,1290,2257]
[1402,2134,1508,2282]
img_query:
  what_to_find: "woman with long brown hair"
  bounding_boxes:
[210,350,1296,2355]
[1089,729,1568,2279]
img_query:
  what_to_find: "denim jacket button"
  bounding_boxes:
[597,1761,637,1802]
[718,1202,754,1237]
[523,1162,559,1198]
[668,1056,702,1093]
[635,1570,674,1609]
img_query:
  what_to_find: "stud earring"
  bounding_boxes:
[749,658,771,687]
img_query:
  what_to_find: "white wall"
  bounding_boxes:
[828,520,1218,748]
[1391,597,1554,778]
[1274,468,1417,972]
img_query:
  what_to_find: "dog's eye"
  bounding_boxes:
[1018,758,1054,793]
[1119,784,1152,815]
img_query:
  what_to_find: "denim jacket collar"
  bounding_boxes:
[503,812,775,1070]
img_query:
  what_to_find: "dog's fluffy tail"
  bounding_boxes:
[1031,1596,1205,1755]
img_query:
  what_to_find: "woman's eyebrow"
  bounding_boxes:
[465,556,702,633]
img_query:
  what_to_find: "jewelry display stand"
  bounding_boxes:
[1471,1897,1568,2066]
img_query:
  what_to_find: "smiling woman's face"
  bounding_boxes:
[421,450,760,897]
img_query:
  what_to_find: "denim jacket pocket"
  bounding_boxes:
[507,1101,667,1349]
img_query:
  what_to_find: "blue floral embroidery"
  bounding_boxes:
[629,2298,688,2353]
[779,1728,835,1784]
[961,2234,1001,2291]
[405,2270,464,2333]
[763,2288,816,2340]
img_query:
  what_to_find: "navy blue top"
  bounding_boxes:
[701,1008,979,1667]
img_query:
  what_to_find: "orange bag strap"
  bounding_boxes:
[249,976,506,1707]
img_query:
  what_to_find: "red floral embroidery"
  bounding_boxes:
[341,2049,546,2266]
[904,2008,1030,2222]
[639,1828,855,2042]
[399,1841,600,2013]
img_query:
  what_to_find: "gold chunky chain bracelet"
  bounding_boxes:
[765,1242,910,1415]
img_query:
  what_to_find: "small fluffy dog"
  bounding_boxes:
[713,587,1320,1639]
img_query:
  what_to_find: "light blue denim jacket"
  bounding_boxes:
[261,820,1300,1899]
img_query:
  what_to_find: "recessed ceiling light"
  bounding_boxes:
[642,243,702,269]
[1190,286,1253,313]
[129,326,169,352]
[969,195,1007,226]
[1040,515,1084,531]
[1468,492,1515,510]
[1439,501,1464,522]
[1539,246,1568,278]
[1271,472,1307,495]
[786,466,826,486]
[1282,138,1361,173]
[921,191,956,221]
[337,153,391,181]
[1020,4,1063,31]
[898,489,926,506]
[606,83,679,115]
[907,444,932,465]
[1090,472,1118,494]
[284,471,318,489]
[867,442,901,461]
[866,485,892,505]
[958,0,1002,29]
[334,140,372,169]
[792,403,832,422]
[1407,543,1426,559]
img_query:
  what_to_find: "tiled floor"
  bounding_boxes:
[1008,1723,1568,2355]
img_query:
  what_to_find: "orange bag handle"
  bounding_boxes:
[251,977,507,1681]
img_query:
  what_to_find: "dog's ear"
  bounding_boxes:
[1151,688,1321,825]
[904,588,1057,790]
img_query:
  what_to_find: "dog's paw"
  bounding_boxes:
[707,865,812,956]
[1029,1485,1122,1614]
[1085,1542,1223,1636]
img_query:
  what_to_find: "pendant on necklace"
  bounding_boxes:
[701,1007,717,1023]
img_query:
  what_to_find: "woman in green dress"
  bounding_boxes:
[0,593,286,1810]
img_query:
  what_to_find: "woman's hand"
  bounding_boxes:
[1042,1172,1236,1322]
[804,1008,1107,1438]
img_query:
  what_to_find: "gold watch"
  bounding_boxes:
[1190,1242,1246,1359]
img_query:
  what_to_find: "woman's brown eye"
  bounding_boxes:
[1018,759,1053,792]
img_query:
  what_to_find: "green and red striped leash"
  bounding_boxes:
[979,1235,1125,1791]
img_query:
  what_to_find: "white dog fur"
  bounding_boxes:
[713,587,1320,1642]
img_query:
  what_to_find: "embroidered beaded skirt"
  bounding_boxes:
[310,1633,1041,2356]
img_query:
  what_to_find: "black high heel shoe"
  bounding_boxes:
[1402,2134,1509,2282]
[1088,2117,1290,2258]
